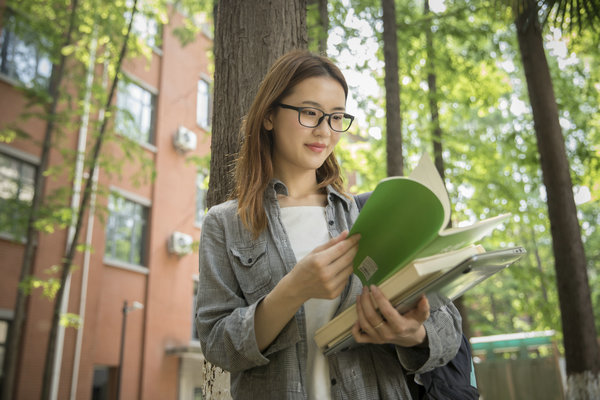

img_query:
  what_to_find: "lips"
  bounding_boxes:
[306,143,326,153]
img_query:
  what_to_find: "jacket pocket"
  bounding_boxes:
[230,240,271,296]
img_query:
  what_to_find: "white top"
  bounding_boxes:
[280,206,339,400]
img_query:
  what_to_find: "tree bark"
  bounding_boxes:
[206,0,308,208]
[203,1,307,397]
[318,0,328,55]
[515,4,600,397]
[381,0,403,176]
[424,0,444,184]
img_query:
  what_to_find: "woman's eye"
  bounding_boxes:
[331,114,343,121]
[302,109,319,117]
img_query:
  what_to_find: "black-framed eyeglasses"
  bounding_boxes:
[277,103,354,133]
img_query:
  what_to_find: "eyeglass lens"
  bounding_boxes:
[299,108,352,132]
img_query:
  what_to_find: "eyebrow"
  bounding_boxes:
[300,100,346,112]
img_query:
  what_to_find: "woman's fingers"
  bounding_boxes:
[402,295,430,324]
[352,290,386,343]
[353,286,430,346]
[291,231,359,300]
[321,233,360,263]
[312,230,349,253]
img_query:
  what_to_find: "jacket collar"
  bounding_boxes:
[266,179,352,210]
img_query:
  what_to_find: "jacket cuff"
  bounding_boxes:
[242,297,302,362]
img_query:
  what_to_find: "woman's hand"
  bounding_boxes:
[351,285,430,347]
[255,231,359,351]
[285,230,360,302]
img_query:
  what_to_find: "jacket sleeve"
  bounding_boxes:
[394,299,463,373]
[194,209,296,372]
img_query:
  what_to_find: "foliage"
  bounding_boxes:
[1,0,210,292]
[307,0,325,53]
[329,0,600,338]
[19,267,63,299]
[59,312,82,328]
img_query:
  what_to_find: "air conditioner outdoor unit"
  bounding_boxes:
[173,126,197,153]
[168,231,194,256]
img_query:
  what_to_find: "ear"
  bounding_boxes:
[263,111,274,131]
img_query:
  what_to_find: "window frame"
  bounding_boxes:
[0,309,12,386]
[103,187,151,271]
[125,0,163,51]
[0,146,39,242]
[0,9,52,88]
[115,76,158,147]
[91,365,118,400]
[196,77,212,130]
[133,11,163,50]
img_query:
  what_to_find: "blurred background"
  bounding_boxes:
[0,0,598,399]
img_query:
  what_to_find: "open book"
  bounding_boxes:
[316,247,526,355]
[314,153,523,353]
[350,153,511,286]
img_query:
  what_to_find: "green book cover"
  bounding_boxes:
[349,153,510,286]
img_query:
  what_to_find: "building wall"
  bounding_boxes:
[0,7,212,400]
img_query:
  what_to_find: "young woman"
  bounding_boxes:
[195,50,462,399]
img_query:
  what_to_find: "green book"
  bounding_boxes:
[350,153,511,286]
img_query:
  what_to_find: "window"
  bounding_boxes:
[91,365,117,400]
[0,11,52,87]
[195,172,207,226]
[0,152,36,239]
[133,13,162,49]
[196,79,211,129]
[104,193,149,266]
[0,319,9,385]
[115,80,156,144]
[191,280,199,341]
[125,0,162,49]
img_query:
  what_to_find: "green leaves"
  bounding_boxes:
[333,0,599,335]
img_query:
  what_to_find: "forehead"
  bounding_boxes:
[283,76,346,107]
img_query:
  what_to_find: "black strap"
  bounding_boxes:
[353,192,372,211]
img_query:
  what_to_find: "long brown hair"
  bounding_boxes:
[234,50,349,237]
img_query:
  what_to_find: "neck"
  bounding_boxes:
[275,171,326,207]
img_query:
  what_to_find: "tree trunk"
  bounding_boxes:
[318,0,328,55]
[206,0,308,208]
[424,0,444,184]
[381,0,403,176]
[515,5,600,398]
[203,1,307,397]
[0,1,80,399]
[423,0,474,339]
[40,1,138,398]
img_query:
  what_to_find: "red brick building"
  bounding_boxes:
[0,6,213,399]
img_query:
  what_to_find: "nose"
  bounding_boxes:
[314,115,332,136]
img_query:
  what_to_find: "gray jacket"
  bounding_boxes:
[195,180,462,399]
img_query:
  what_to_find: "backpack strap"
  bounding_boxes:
[353,192,372,211]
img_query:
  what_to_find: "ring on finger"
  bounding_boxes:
[373,320,385,329]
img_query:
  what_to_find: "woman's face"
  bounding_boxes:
[264,76,346,180]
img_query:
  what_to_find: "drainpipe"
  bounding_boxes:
[68,165,98,400]
[69,37,108,400]
[48,31,98,400]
